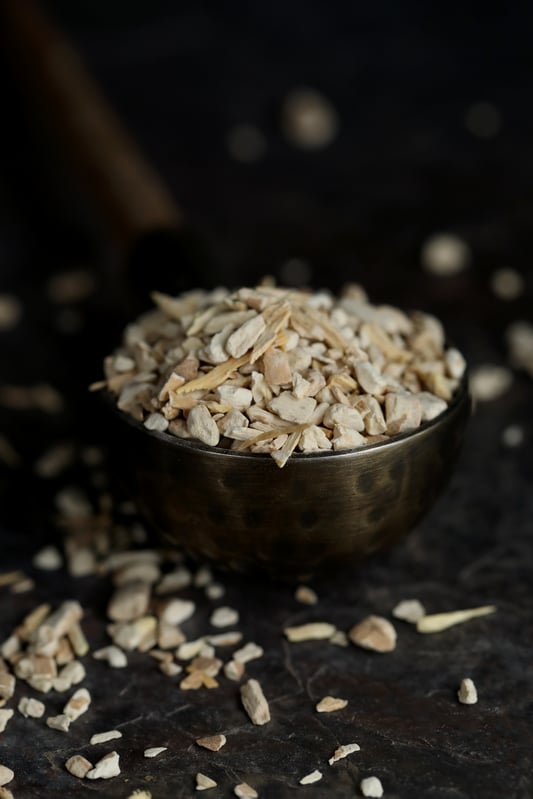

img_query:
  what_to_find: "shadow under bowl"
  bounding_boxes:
[105,376,471,580]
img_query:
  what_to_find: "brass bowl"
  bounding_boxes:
[106,375,470,580]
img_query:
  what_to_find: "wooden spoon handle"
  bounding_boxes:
[3,0,182,246]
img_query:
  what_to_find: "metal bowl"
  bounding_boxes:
[106,375,470,580]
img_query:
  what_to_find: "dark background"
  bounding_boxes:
[0,3,532,798]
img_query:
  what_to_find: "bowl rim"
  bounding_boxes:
[100,370,470,463]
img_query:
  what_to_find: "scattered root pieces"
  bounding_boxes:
[0,710,13,733]
[46,714,71,732]
[299,770,323,785]
[144,747,167,758]
[328,743,360,764]
[416,605,496,634]
[240,679,271,725]
[224,660,245,682]
[295,586,318,605]
[196,734,226,752]
[32,545,63,571]
[458,678,478,705]
[360,776,384,797]
[316,696,348,713]
[0,671,15,701]
[196,772,218,791]
[18,697,45,718]
[93,645,127,668]
[65,754,93,779]
[349,615,397,653]
[392,599,426,624]
[0,766,14,788]
[234,783,258,798]
[64,687,91,721]
[233,642,264,664]
[86,751,121,780]
[284,622,336,642]
[209,606,239,628]
[90,730,123,745]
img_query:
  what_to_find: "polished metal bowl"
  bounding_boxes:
[106,375,470,580]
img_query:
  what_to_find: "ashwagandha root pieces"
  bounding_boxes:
[103,284,466,466]
[316,696,348,713]
[457,678,478,704]
[416,606,496,633]
[284,622,336,642]
[348,615,397,652]
[240,679,270,725]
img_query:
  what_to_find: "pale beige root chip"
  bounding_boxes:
[159,598,196,626]
[32,545,63,571]
[384,392,422,435]
[187,656,223,677]
[196,772,218,791]
[392,599,426,624]
[233,642,264,664]
[196,734,226,752]
[328,742,360,764]
[349,615,397,652]
[210,606,239,628]
[65,754,93,779]
[0,710,13,733]
[360,775,384,797]
[144,747,167,758]
[0,767,14,788]
[173,354,250,396]
[224,660,245,681]
[240,678,271,725]
[18,697,45,719]
[0,674,15,701]
[234,783,258,798]
[316,696,348,713]
[324,403,365,432]
[284,622,336,642]
[270,426,304,468]
[90,730,123,745]
[416,605,496,633]
[46,714,71,732]
[86,751,121,779]
[187,405,220,446]
[67,623,89,657]
[109,616,157,651]
[421,233,470,276]
[295,586,318,605]
[93,645,127,668]
[64,688,91,721]
[299,770,323,785]
[469,365,513,402]
[0,571,26,588]
[457,678,478,705]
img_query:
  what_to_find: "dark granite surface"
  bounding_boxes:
[1,2,532,797]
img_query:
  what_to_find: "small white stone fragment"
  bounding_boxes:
[470,365,512,402]
[90,730,123,745]
[421,233,470,276]
[196,771,218,791]
[65,754,93,779]
[234,782,258,798]
[0,710,13,733]
[144,747,167,758]
[300,770,323,785]
[392,599,426,624]
[384,393,422,435]
[46,714,71,732]
[328,743,360,764]
[490,268,524,300]
[17,697,45,719]
[0,766,15,787]
[93,645,127,668]
[316,696,348,713]
[233,642,264,664]
[360,775,384,797]
[210,606,239,628]
[295,586,318,605]
[196,734,226,752]
[240,678,271,725]
[417,392,448,422]
[86,751,121,780]
[458,677,478,705]
[284,622,336,642]
[32,545,63,571]
[349,615,397,652]
[268,392,317,423]
[331,424,365,450]
[416,605,496,633]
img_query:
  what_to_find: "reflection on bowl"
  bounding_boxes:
[106,374,470,581]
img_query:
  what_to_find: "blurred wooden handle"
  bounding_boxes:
[3,0,182,246]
